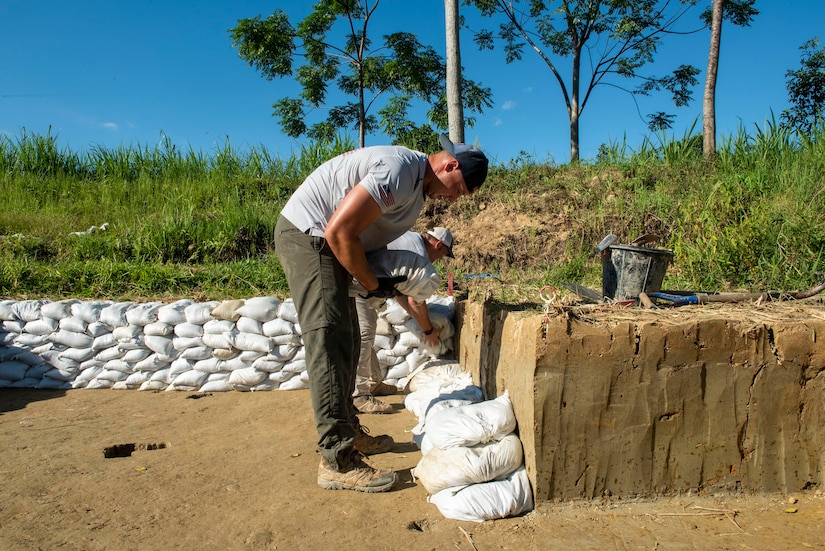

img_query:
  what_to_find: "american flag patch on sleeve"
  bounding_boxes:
[378,184,395,207]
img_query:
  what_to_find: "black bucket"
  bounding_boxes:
[602,244,674,300]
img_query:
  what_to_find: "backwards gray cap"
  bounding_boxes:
[439,134,489,191]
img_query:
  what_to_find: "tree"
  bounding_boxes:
[229,1,491,148]
[445,0,466,143]
[467,0,703,161]
[701,0,758,159]
[781,37,825,135]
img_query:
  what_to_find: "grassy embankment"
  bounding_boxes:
[1,123,824,304]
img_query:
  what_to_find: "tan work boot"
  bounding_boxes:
[317,454,397,492]
[354,395,395,414]
[369,381,399,396]
[353,422,395,455]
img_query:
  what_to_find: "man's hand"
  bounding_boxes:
[363,276,407,299]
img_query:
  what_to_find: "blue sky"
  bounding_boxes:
[2,1,822,165]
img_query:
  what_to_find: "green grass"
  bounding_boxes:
[2,123,824,303]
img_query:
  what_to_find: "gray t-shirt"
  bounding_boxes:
[280,146,428,252]
[387,231,427,259]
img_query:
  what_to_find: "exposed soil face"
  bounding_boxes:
[418,198,576,274]
[1,388,823,550]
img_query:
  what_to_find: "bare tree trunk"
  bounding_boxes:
[569,47,581,162]
[445,0,464,143]
[703,0,724,159]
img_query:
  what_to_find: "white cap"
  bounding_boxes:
[427,227,454,258]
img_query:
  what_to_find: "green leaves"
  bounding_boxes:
[782,37,825,135]
[230,3,491,146]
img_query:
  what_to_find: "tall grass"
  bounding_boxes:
[2,124,824,302]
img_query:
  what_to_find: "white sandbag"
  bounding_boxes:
[113,325,142,341]
[95,345,126,362]
[0,360,29,381]
[23,317,59,335]
[117,335,145,350]
[156,299,192,325]
[180,345,212,360]
[236,296,282,322]
[262,317,294,337]
[103,359,132,373]
[185,301,218,325]
[381,300,410,326]
[413,433,524,494]
[149,367,172,383]
[203,319,236,334]
[427,466,534,523]
[277,299,299,324]
[249,380,281,391]
[407,360,470,393]
[236,316,263,335]
[282,358,306,374]
[125,302,162,326]
[201,331,235,350]
[134,354,169,372]
[0,300,17,321]
[167,369,208,390]
[86,378,115,389]
[25,364,52,380]
[3,319,25,333]
[124,371,152,389]
[36,377,71,390]
[253,357,284,373]
[58,347,95,363]
[268,344,299,362]
[169,357,194,378]
[14,300,49,322]
[385,362,411,381]
[239,350,264,363]
[99,302,134,327]
[199,378,233,392]
[278,374,308,390]
[144,335,175,357]
[222,356,249,371]
[373,334,394,350]
[174,322,204,338]
[0,346,27,362]
[192,357,224,374]
[229,366,268,387]
[48,329,93,350]
[377,349,405,367]
[41,299,79,320]
[71,301,108,323]
[96,368,129,382]
[59,316,88,333]
[210,299,245,321]
[12,333,47,348]
[72,365,103,388]
[426,391,517,450]
[86,321,111,337]
[122,348,152,363]
[139,380,167,391]
[233,332,273,353]
[144,321,173,336]
[172,335,202,351]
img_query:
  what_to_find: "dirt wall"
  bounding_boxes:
[455,301,825,503]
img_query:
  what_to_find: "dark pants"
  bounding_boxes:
[274,216,360,470]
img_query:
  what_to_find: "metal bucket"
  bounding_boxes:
[602,244,674,300]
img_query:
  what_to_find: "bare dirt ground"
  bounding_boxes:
[1,388,823,551]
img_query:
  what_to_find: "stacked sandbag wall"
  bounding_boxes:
[0,296,455,392]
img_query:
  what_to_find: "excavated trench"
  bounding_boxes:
[455,299,825,503]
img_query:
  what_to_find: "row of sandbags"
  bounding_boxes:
[0,296,454,391]
[405,360,534,522]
